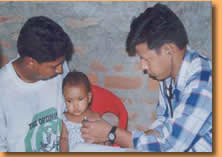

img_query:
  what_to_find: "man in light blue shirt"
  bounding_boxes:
[81,3,212,152]
[132,46,212,152]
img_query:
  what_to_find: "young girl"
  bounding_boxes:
[60,71,100,152]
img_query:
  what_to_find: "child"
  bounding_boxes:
[60,71,100,152]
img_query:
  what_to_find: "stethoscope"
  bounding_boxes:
[163,77,174,118]
[163,55,174,118]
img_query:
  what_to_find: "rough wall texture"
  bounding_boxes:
[0,1,212,131]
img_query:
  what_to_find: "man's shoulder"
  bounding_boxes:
[186,48,211,68]
[177,48,212,89]
[0,62,12,81]
[183,49,211,76]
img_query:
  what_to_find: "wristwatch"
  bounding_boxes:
[108,126,117,144]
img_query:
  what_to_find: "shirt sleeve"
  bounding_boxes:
[0,105,7,152]
[132,70,212,152]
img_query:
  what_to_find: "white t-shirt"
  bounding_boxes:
[0,59,69,152]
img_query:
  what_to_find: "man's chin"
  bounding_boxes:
[148,74,158,81]
[41,74,58,81]
[143,70,158,80]
[151,75,169,81]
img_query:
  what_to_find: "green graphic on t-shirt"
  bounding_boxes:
[25,108,62,152]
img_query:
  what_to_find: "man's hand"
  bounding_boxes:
[81,116,112,144]
[144,129,161,137]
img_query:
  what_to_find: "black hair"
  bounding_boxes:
[62,71,91,94]
[17,16,73,63]
[126,3,188,56]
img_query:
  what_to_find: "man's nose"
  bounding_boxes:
[140,59,148,70]
[56,64,63,74]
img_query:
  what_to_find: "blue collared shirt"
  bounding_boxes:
[132,47,212,152]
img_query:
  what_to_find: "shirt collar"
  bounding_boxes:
[174,46,195,89]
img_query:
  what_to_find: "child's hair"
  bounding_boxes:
[62,71,91,93]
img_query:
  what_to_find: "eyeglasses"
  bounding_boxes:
[163,79,174,118]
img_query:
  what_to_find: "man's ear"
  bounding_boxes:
[161,43,176,56]
[25,57,37,69]
[88,92,92,103]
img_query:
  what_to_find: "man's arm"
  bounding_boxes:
[133,72,212,152]
[0,105,7,152]
[81,118,133,148]
[114,127,133,148]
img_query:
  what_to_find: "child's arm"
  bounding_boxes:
[60,121,69,152]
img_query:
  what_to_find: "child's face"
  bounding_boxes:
[63,83,92,116]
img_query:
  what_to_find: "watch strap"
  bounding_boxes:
[108,126,117,144]
[110,126,117,134]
